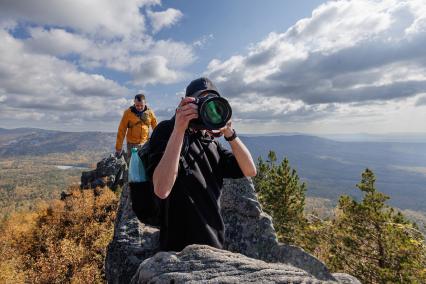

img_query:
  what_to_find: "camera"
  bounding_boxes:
[189,92,232,130]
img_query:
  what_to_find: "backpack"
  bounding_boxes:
[129,131,192,227]
[129,141,161,226]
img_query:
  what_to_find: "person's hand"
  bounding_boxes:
[115,149,122,157]
[219,120,234,138]
[174,97,198,134]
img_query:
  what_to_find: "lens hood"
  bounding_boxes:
[189,94,232,130]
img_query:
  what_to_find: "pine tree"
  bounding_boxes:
[253,151,307,244]
[326,168,426,283]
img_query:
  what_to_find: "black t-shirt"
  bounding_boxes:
[146,118,244,251]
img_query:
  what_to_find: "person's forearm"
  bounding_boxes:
[228,138,257,177]
[115,131,126,152]
[116,117,127,151]
[153,129,184,199]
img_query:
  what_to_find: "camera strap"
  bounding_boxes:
[179,132,192,176]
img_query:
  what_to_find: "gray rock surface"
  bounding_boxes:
[131,245,336,284]
[81,153,127,190]
[106,178,360,284]
[105,184,159,284]
[221,178,335,280]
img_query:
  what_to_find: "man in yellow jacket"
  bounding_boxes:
[115,94,158,161]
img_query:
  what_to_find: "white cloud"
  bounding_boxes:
[193,34,214,48]
[415,94,426,106]
[0,107,46,121]
[149,40,195,68]
[147,8,183,33]
[0,0,160,38]
[232,94,426,135]
[0,28,130,124]
[25,27,92,56]
[130,55,184,85]
[0,1,195,87]
[0,0,193,130]
[205,0,426,131]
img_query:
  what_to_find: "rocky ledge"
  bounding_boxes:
[105,178,360,284]
[131,245,359,284]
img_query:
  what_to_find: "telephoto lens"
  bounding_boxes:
[189,93,232,130]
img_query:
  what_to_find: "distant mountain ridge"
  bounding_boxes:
[0,128,115,157]
[1,127,426,212]
[318,132,426,143]
[240,135,426,212]
[240,132,426,143]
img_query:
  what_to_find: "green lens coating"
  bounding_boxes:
[205,101,223,124]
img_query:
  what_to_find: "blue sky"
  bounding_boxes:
[0,0,425,134]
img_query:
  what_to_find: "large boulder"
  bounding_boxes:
[81,153,127,190]
[221,178,334,280]
[131,245,360,284]
[106,178,360,283]
[105,183,159,284]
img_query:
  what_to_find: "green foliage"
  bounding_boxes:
[253,150,307,244]
[253,152,426,283]
[325,169,426,283]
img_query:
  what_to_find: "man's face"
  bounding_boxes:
[134,99,146,111]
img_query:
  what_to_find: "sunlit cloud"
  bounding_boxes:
[206,0,426,130]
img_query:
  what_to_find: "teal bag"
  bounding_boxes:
[129,143,160,226]
[128,147,147,182]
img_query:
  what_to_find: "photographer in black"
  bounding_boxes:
[147,77,257,251]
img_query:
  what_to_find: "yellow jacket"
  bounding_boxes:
[115,106,158,151]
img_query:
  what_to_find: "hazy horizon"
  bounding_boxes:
[2,126,426,143]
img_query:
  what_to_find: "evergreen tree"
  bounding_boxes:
[253,151,307,244]
[326,168,426,283]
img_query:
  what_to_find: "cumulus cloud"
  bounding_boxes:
[149,40,195,68]
[21,27,194,86]
[0,28,130,124]
[25,27,92,56]
[193,34,214,48]
[205,0,426,124]
[0,0,192,86]
[415,94,426,106]
[0,0,196,130]
[147,8,183,33]
[0,0,160,37]
[129,55,184,85]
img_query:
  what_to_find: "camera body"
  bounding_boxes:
[189,93,232,130]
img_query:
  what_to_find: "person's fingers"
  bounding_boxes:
[178,104,197,114]
[179,97,196,107]
[185,113,198,121]
[176,104,196,114]
[175,109,198,124]
[182,104,198,112]
[182,101,197,109]
[176,100,197,114]
[178,108,198,118]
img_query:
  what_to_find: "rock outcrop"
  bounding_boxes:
[81,153,127,190]
[105,178,360,283]
[105,181,159,284]
[131,245,360,284]
[221,178,332,279]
